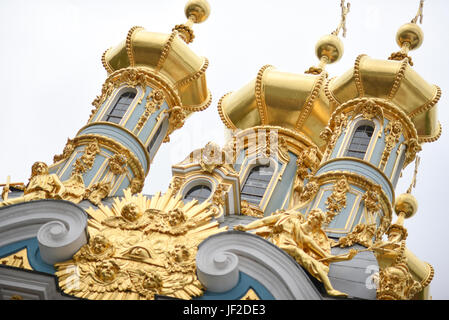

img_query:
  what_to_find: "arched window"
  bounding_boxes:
[103,90,137,124]
[184,185,212,203]
[345,124,374,159]
[241,164,274,205]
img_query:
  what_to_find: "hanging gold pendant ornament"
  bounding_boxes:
[55,189,227,300]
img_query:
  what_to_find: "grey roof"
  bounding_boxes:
[328,243,378,300]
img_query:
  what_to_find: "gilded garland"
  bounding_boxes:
[55,189,227,300]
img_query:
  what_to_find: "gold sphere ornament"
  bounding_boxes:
[394,193,418,220]
[184,0,211,23]
[315,34,344,64]
[396,23,424,51]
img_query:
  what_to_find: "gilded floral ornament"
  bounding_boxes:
[381,120,403,168]
[108,153,128,175]
[73,139,100,175]
[292,146,320,205]
[55,189,227,300]
[325,176,350,223]
[352,98,384,121]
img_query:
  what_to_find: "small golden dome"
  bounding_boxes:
[185,0,211,23]
[396,23,424,51]
[315,34,344,64]
[326,54,441,143]
[394,193,418,219]
[217,66,331,150]
[102,2,211,112]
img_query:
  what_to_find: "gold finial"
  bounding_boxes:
[332,0,351,38]
[389,1,425,64]
[406,156,420,194]
[173,0,211,44]
[307,1,350,74]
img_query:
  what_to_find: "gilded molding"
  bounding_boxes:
[72,134,146,181]
[408,85,442,118]
[388,59,409,100]
[156,31,178,72]
[324,77,340,107]
[77,121,151,172]
[217,92,237,130]
[354,54,367,97]
[417,122,442,144]
[312,169,393,222]
[126,26,144,67]
[101,48,114,74]
[175,57,209,89]
[326,97,418,144]
[295,72,327,130]
[388,52,413,66]
[317,157,396,200]
[172,24,195,44]
[181,89,212,112]
[255,65,274,125]
[232,125,319,159]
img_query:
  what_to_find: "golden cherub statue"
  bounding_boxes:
[235,208,357,297]
[0,162,65,207]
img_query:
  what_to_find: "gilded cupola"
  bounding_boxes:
[102,0,212,113]
[326,21,441,144]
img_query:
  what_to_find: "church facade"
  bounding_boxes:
[0,0,439,300]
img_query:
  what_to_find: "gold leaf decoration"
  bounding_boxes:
[55,189,227,300]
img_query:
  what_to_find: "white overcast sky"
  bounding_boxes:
[0,0,448,299]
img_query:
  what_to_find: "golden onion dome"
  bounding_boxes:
[102,0,211,112]
[218,67,332,150]
[327,22,441,144]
